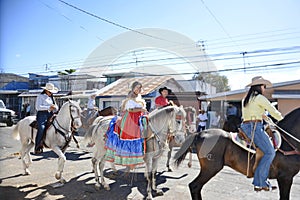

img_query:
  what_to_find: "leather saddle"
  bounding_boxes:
[237,126,279,177]
[29,115,56,146]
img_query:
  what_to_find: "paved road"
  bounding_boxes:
[0,125,299,200]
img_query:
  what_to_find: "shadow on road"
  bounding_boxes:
[30,150,92,162]
[0,169,187,200]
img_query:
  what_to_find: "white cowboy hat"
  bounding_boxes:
[246,76,272,87]
[41,83,59,93]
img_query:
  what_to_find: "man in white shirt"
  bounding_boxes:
[197,109,208,132]
[35,83,58,154]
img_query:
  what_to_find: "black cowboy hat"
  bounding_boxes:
[159,86,172,94]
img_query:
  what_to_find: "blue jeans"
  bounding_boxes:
[35,111,52,150]
[240,122,275,187]
[197,125,206,132]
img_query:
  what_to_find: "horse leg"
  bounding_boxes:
[52,147,67,184]
[99,157,110,190]
[20,143,30,175]
[187,148,192,168]
[166,144,173,172]
[145,158,153,200]
[189,160,223,200]
[91,157,101,190]
[20,139,34,175]
[111,162,118,175]
[152,158,163,196]
[277,175,293,200]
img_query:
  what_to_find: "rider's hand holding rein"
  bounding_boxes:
[50,104,58,112]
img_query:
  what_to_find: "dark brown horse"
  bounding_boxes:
[175,107,300,200]
[81,106,117,129]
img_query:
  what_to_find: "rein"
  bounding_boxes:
[146,107,184,157]
[266,117,300,156]
[51,104,80,151]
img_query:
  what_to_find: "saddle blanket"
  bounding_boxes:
[230,130,281,154]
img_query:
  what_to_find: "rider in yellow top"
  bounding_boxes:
[240,76,283,192]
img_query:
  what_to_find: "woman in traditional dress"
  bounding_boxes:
[106,81,147,168]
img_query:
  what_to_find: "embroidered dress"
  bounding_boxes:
[105,96,146,166]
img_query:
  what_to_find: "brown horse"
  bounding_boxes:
[81,106,117,129]
[175,107,300,200]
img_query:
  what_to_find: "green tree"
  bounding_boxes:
[58,69,76,75]
[193,72,230,93]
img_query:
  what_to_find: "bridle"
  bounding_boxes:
[52,102,81,151]
[147,106,186,151]
[185,108,196,133]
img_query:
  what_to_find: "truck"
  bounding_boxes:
[0,99,17,126]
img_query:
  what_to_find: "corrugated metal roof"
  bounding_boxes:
[98,76,176,96]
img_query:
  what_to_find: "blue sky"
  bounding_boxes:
[1,0,300,89]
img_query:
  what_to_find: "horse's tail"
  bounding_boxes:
[174,132,198,167]
[12,122,20,140]
[84,124,97,143]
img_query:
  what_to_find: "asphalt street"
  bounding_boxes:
[0,125,299,200]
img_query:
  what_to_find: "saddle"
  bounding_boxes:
[29,115,56,146]
[112,115,150,139]
[231,126,281,176]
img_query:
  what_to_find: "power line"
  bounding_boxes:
[8,42,300,71]
[57,0,183,45]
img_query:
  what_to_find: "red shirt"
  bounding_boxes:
[155,96,169,107]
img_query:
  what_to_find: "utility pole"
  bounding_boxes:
[241,52,247,73]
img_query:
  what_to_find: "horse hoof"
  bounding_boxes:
[188,163,192,168]
[55,172,61,180]
[103,184,110,191]
[95,184,101,191]
[167,167,173,172]
[146,195,153,200]
[155,189,164,196]
[60,178,66,184]
[24,170,31,175]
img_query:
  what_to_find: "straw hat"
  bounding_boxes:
[41,83,58,93]
[246,76,272,87]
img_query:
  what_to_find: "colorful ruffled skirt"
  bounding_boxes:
[105,111,145,166]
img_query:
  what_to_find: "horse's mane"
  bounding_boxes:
[60,100,81,112]
[277,107,300,148]
[149,106,176,119]
[278,107,300,130]
[184,106,196,113]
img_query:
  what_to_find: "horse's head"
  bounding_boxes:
[65,100,82,129]
[148,105,186,139]
[184,106,197,133]
[172,105,187,143]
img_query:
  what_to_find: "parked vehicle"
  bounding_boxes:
[0,99,17,126]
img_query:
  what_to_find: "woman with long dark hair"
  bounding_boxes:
[240,76,283,192]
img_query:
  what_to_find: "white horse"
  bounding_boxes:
[84,105,186,200]
[166,106,197,171]
[12,100,82,184]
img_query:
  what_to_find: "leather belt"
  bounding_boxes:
[37,110,49,113]
[243,119,262,123]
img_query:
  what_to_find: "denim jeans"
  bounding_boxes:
[240,122,275,187]
[197,125,206,132]
[35,111,52,150]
